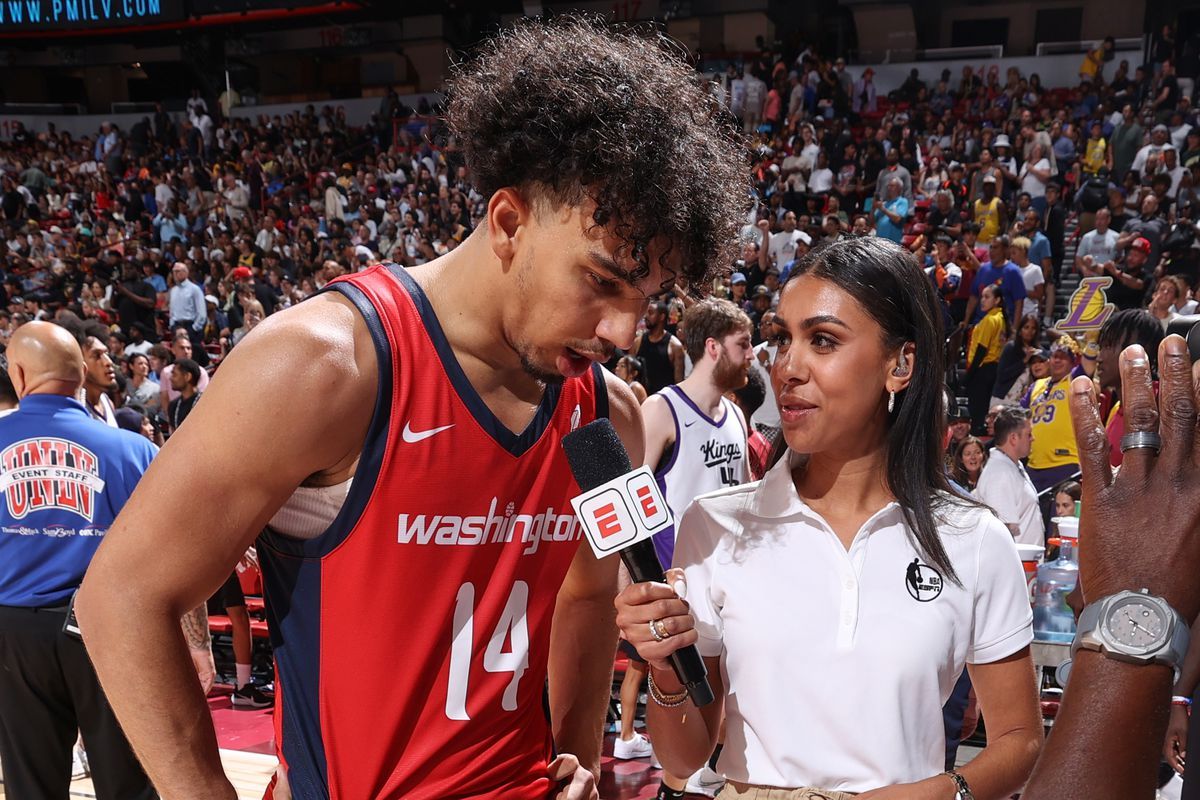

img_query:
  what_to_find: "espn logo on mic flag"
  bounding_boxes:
[570,466,672,559]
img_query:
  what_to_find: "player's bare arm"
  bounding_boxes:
[669,337,685,384]
[640,391,676,471]
[77,292,377,800]
[549,372,645,784]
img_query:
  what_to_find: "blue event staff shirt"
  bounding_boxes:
[0,395,157,608]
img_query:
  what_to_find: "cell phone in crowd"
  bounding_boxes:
[63,590,83,640]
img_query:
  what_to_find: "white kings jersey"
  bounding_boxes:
[651,385,747,568]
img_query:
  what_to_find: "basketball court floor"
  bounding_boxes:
[0,683,993,800]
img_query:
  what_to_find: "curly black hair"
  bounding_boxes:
[446,15,749,289]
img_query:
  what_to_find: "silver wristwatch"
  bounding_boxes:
[1072,589,1191,680]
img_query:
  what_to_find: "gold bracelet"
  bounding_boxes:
[647,670,689,708]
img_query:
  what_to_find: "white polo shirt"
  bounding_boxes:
[973,448,1044,547]
[673,451,1032,793]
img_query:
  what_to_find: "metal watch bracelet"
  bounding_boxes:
[943,769,974,800]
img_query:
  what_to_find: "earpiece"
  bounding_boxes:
[893,354,909,377]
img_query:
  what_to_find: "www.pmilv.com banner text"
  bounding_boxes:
[0,0,183,32]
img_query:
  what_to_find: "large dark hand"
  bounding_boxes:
[1069,336,1200,621]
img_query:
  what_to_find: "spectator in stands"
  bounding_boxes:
[965,235,1025,324]
[125,352,161,415]
[951,435,987,492]
[1147,275,1183,331]
[1022,337,1080,494]
[1053,480,1082,518]
[166,358,201,435]
[1133,124,1173,176]
[168,262,207,360]
[873,145,912,202]
[1096,309,1164,468]
[973,174,1007,244]
[1155,60,1182,122]
[851,67,877,115]
[965,284,1008,433]
[1118,193,1170,271]
[1077,208,1121,274]
[1009,237,1046,322]
[1110,103,1144,179]
[916,155,949,200]
[1106,236,1154,310]
[1081,120,1108,176]
[1019,143,1053,213]
[873,177,909,243]
[1079,37,1116,83]
[613,355,648,404]
[158,331,210,412]
[230,300,265,348]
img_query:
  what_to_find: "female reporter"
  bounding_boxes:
[616,237,1041,800]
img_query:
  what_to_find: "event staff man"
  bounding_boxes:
[76,16,748,800]
[974,406,1044,546]
[0,322,162,799]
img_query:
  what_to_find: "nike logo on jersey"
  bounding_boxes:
[402,422,455,443]
[683,420,697,427]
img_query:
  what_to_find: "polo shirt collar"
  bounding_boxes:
[752,448,902,531]
[17,394,89,415]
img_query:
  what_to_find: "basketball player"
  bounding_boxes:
[640,298,751,799]
[634,301,686,395]
[76,17,748,800]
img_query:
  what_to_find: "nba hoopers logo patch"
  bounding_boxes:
[0,438,105,522]
[905,558,944,602]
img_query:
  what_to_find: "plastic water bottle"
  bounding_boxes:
[1032,517,1079,643]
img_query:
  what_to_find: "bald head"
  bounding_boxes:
[7,321,86,399]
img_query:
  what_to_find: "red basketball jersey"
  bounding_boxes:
[258,264,607,799]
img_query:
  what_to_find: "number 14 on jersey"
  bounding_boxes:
[446,581,531,721]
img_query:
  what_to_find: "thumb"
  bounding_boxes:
[664,568,688,601]
[547,754,580,784]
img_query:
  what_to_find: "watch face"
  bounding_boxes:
[1104,596,1170,653]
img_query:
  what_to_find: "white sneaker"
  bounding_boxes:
[71,744,90,780]
[685,765,725,797]
[612,731,654,760]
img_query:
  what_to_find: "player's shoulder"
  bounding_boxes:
[237,291,374,378]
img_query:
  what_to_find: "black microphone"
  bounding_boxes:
[562,419,715,707]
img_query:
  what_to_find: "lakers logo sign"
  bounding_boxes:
[1056,276,1116,333]
[0,438,105,522]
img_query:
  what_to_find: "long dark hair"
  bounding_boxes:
[1017,313,1040,347]
[769,236,967,583]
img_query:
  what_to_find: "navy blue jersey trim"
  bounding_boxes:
[257,281,393,559]
[258,551,329,798]
[592,362,609,421]
[386,264,562,457]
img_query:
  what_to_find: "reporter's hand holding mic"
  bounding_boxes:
[614,568,697,673]
[562,420,719,780]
